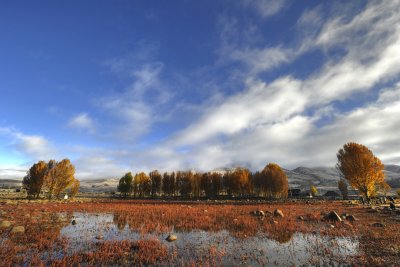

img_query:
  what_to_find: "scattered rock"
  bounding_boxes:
[71,220,77,225]
[0,221,12,228]
[11,226,25,234]
[324,211,342,222]
[274,209,284,218]
[256,210,265,217]
[371,222,385,228]
[166,234,177,242]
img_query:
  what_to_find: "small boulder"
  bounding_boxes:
[166,234,177,242]
[390,203,396,210]
[11,226,25,234]
[297,216,304,221]
[372,222,385,227]
[96,235,104,240]
[274,209,284,218]
[0,221,12,228]
[256,210,265,217]
[71,219,77,225]
[324,211,342,222]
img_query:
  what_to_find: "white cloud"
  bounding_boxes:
[68,113,95,132]
[0,163,27,180]
[243,0,288,18]
[0,126,57,160]
[133,0,400,171]
[100,56,173,141]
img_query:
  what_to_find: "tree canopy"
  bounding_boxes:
[336,142,385,199]
[261,163,288,199]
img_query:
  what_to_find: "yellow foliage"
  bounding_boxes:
[336,142,385,198]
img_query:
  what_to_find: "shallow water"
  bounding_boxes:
[59,212,359,266]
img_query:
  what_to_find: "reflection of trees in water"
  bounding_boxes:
[43,212,73,239]
[113,213,128,230]
[269,230,294,244]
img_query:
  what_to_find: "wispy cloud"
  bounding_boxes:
[243,0,288,18]
[68,113,95,132]
[129,0,400,172]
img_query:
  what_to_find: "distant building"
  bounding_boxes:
[324,190,340,199]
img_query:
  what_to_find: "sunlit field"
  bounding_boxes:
[1,198,399,266]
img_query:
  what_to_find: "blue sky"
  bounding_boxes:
[1,0,400,179]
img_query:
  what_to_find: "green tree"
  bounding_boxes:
[336,142,385,199]
[177,171,193,197]
[200,173,213,197]
[118,172,133,197]
[22,160,48,198]
[210,172,223,197]
[149,170,162,196]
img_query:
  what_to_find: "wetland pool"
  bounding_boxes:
[58,212,359,266]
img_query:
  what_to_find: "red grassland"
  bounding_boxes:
[0,199,399,266]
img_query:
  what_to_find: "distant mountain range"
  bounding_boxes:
[1,165,399,192]
[285,165,400,189]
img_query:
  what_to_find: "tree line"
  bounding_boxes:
[22,159,80,199]
[118,142,394,200]
[20,142,393,201]
[117,163,289,199]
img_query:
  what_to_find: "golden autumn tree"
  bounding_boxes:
[310,185,318,197]
[133,172,151,197]
[23,160,48,198]
[70,179,80,198]
[261,163,288,199]
[336,142,385,199]
[45,159,76,199]
[230,168,252,197]
[338,179,348,199]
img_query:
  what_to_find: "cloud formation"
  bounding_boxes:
[2,1,400,180]
[68,113,95,132]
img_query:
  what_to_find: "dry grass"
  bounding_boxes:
[0,199,399,266]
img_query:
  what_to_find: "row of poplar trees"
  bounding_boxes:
[22,159,80,199]
[118,163,289,199]
[119,142,393,200]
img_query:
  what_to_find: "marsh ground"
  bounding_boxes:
[0,198,399,266]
